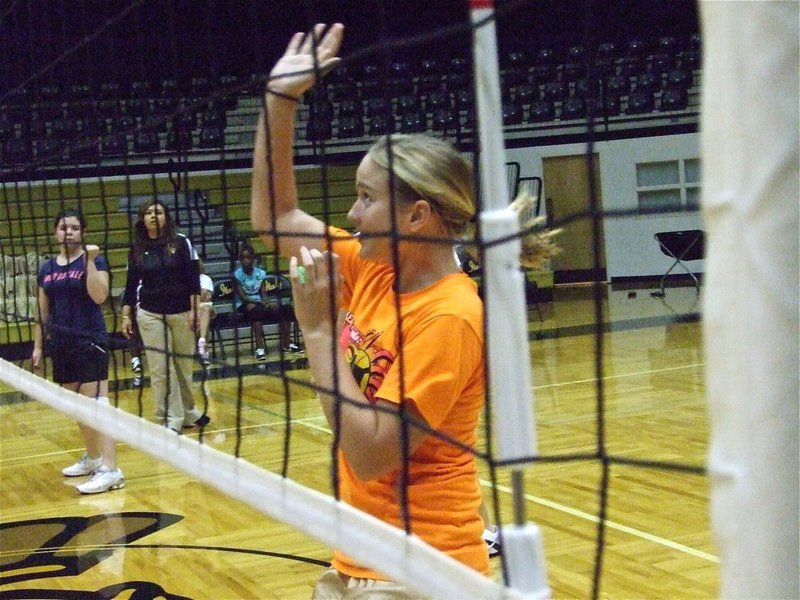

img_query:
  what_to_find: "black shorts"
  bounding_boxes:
[47,337,110,384]
[237,302,294,323]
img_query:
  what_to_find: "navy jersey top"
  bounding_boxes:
[123,233,199,315]
[37,253,109,342]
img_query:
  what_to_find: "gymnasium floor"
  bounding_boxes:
[0,282,715,598]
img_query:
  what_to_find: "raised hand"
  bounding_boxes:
[85,244,100,261]
[267,23,344,101]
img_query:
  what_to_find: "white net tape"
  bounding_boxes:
[0,358,531,599]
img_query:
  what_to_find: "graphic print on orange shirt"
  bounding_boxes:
[340,312,394,404]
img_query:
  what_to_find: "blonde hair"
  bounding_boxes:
[366,134,475,236]
[367,134,561,266]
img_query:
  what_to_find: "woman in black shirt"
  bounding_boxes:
[121,199,210,432]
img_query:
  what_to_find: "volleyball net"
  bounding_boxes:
[1,0,772,598]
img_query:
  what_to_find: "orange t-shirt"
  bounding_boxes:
[327,228,489,579]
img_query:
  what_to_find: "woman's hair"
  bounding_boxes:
[132,199,177,263]
[53,209,86,230]
[366,134,475,236]
[368,135,561,268]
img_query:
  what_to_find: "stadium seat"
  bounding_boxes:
[660,87,688,111]
[0,115,13,141]
[453,89,473,112]
[626,90,655,114]
[502,102,524,125]
[101,134,128,156]
[133,131,160,153]
[606,74,632,97]
[387,61,414,96]
[529,63,556,86]
[399,111,427,133]
[99,81,121,100]
[515,83,538,106]
[328,80,359,102]
[173,105,197,132]
[5,86,31,105]
[198,125,225,148]
[160,78,182,98]
[34,137,64,161]
[626,38,647,60]
[359,64,383,100]
[657,36,680,59]
[396,95,421,116]
[418,58,444,94]
[667,68,693,90]
[124,97,151,119]
[70,136,100,162]
[190,77,211,96]
[594,42,617,77]
[446,57,470,91]
[634,71,659,95]
[69,83,92,101]
[95,99,121,121]
[368,114,395,136]
[129,80,152,98]
[543,81,568,103]
[562,62,584,82]
[649,54,674,79]
[3,135,32,164]
[536,48,555,66]
[425,91,451,113]
[561,97,586,120]
[38,84,61,103]
[431,108,458,132]
[338,99,363,120]
[165,128,193,152]
[592,94,622,118]
[529,99,555,123]
[202,108,227,129]
[365,98,392,119]
[338,116,365,139]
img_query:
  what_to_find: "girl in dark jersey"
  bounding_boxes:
[31,209,124,495]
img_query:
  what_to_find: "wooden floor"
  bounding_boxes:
[0,282,716,599]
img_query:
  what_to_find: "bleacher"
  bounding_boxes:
[1,34,701,173]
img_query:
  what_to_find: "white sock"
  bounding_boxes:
[96,396,110,406]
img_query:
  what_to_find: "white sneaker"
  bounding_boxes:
[77,465,125,494]
[197,338,211,365]
[255,348,267,363]
[63,454,103,477]
[131,356,142,373]
[483,528,502,558]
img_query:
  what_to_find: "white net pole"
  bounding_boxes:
[700,1,799,598]
[470,1,548,597]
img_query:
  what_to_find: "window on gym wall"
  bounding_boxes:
[636,158,701,213]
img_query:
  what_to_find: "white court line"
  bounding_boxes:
[533,362,704,390]
[480,478,719,564]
